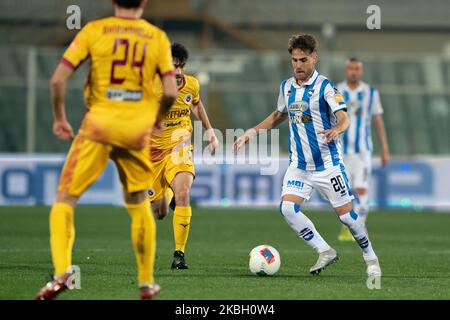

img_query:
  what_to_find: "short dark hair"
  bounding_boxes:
[347,57,361,63]
[288,34,317,54]
[113,0,143,9]
[171,43,189,63]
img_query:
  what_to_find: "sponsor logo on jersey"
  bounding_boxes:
[287,180,304,188]
[290,101,309,113]
[166,108,190,119]
[106,88,143,101]
[165,121,182,127]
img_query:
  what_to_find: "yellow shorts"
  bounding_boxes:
[58,135,153,196]
[149,145,195,201]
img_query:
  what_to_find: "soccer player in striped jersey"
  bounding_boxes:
[35,0,177,300]
[336,58,390,241]
[233,34,381,277]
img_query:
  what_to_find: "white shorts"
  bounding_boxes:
[281,163,354,208]
[343,154,371,190]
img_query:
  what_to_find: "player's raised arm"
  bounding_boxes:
[232,110,288,153]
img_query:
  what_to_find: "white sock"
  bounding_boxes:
[280,201,331,254]
[355,193,370,223]
[339,210,377,261]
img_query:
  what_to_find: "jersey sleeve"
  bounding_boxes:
[61,23,92,69]
[192,77,200,104]
[276,81,287,113]
[371,88,383,116]
[157,31,175,77]
[324,83,347,113]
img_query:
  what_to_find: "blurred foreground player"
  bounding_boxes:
[35,0,177,300]
[149,43,218,269]
[337,58,390,241]
[233,35,381,277]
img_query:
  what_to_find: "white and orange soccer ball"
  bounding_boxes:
[249,245,281,276]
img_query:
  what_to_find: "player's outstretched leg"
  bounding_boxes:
[171,172,194,270]
[279,201,339,275]
[338,209,381,276]
[126,192,160,300]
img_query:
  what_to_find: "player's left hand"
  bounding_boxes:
[319,128,340,143]
[207,130,219,156]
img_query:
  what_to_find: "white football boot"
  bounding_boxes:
[309,248,339,275]
[366,258,382,277]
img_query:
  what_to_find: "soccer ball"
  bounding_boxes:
[249,245,281,276]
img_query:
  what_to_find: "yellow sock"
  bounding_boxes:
[126,200,156,286]
[173,206,192,252]
[165,188,174,212]
[49,202,75,277]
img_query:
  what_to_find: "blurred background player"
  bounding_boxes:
[149,42,218,269]
[35,0,177,300]
[233,34,381,277]
[337,58,390,241]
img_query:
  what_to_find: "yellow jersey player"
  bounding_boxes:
[149,43,218,270]
[35,0,177,300]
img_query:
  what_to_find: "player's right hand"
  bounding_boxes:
[53,119,74,140]
[232,135,248,154]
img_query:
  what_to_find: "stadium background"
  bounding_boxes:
[1,0,449,209]
[0,0,449,300]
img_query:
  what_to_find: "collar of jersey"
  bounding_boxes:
[293,70,319,88]
[344,80,365,93]
[178,76,186,91]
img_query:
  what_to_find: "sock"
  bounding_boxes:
[280,201,331,253]
[50,202,75,277]
[173,206,192,252]
[126,200,156,286]
[339,210,377,261]
[354,193,370,223]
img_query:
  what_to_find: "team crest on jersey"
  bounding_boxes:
[184,93,193,104]
[308,88,315,97]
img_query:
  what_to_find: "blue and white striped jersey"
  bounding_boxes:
[277,70,347,171]
[336,81,383,156]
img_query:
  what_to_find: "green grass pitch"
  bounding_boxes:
[0,206,449,300]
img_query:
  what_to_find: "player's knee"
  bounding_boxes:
[279,201,302,216]
[174,188,190,206]
[355,188,367,196]
[55,192,79,208]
